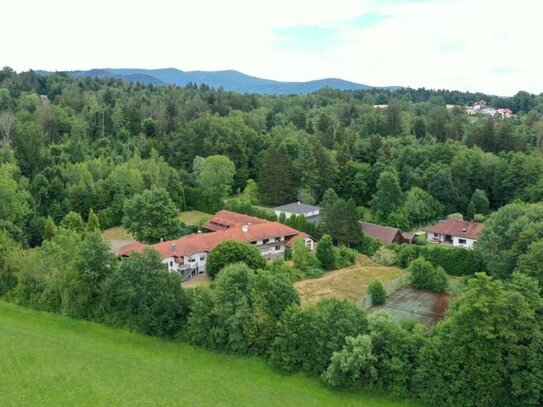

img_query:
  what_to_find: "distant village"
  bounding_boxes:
[466,100,514,118]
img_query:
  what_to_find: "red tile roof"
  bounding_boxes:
[424,219,484,240]
[202,210,267,231]
[360,222,403,244]
[119,217,308,260]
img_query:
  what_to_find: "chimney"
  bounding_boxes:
[462,228,467,232]
[241,224,249,233]
[171,243,176,253]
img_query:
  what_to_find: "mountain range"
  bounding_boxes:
[38,68,400,95]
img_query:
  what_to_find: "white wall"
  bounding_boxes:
[452,236,477,249]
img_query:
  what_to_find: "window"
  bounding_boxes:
[275,245,281,251]
[458,239,467,244]
[433,233,438,237]
[262,239,269,244]
[169,261,173,267]
[250,241,257,245]
[200,255,205,261]
[189,258,195,263]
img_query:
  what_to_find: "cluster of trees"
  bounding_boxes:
[1,68,543,250]
[2,200,543,406]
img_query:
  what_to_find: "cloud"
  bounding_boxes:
[1,0,542,95]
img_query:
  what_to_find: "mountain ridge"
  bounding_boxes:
[37,67,401,95]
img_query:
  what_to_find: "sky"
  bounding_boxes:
[2,0,542,95]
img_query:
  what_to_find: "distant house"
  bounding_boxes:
[272,201,320,222]
[424,219,484,249]
[360,222,414,245]
[119,210,314,281]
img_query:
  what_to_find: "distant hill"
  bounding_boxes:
[38,68,400,95]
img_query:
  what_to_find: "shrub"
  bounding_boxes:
[408,257,448,292]
[336,246,357,268]
[395,244,418,268]
[372,247,396,266]
[368,280,387,305]
[359,235,381,256]
[291,237,320,272]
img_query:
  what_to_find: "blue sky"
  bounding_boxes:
[1,0,542,95]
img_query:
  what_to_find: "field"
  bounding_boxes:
[295,255,406,306]
[0,302,418,407]
[101,226,133,241]
[179,210,212,226]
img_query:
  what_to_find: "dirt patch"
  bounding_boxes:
[371,287,449,327]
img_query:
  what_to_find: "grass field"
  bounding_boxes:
[295,255,406,306]
[179,210,212,226]
[0,302,418,407]
[101,226,134,241]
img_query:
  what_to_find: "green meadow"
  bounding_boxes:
[0,301,419,407]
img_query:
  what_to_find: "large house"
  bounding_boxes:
[272,202,320,222]
[360,222,414,245]
[424,219,484,249]
[119,210,314,280]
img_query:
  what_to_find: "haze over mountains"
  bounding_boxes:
[38,68,401,95]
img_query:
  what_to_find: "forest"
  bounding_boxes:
[1,67,543,406]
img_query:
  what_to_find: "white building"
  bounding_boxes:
[424,219,484,249]
[272,202,320,222]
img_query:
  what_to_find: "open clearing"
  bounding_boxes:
[294,255,406,306]
[0,301,418,407]
[101,226,133,241]
[179,210,212,226]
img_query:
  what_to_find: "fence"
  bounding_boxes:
[356,274,410,309]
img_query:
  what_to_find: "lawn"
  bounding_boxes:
[0,302,418,407]
[179,210,212,226]
[294,255,406,306]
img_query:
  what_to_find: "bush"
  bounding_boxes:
[368,280,387,305]
[395,244,418,268]
[336,246,357,268]
[206,240,267,279]
[359,235,381,256]
[408,257,448,293]
[291,237,320,272]
[372,247,396,266]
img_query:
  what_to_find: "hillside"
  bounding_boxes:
[38,67,400,94]
[0,301,417,407]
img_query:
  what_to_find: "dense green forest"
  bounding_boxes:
[2,68,543,406]
[1,67,543,247]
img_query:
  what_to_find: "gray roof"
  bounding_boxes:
[272,202,321,215]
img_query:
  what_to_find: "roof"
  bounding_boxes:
[202,210,266,231]
[360,222,404,244]
[424,219,484,240]
[119,219,309,260]
[272,202,320,215]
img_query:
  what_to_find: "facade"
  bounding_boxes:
[360,222,414,245]
[272,201,321,222]
[119,210,314,280]
[424,219,484,249]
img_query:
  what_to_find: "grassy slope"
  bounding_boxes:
[295,255,406,306]
[0,302,418,407]
[101,226,134,241]
[179,210,212,226]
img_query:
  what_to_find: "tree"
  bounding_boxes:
[515,240,543,287]
[322,335,377,388]
[60,211,86,235]
[408,257,448,292]
[206,240,267,279]
[291,237,319,272]
[0,164,31,242]
[197,155,235,199]
[42,216,56,241]
[122,187,184,244]
[105,248,189,337]
[403,187,443,227]
[316,234,336,270]
[0,111,15,146]
[321,198,362,247]
[368,280,386,305]
[371,171,402,223]
[469,189,490,215]
[241,178,259,204]
[86,208,100,232]
[415,273,543,407]
[477,202,543,279]
[258,144,297,205]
